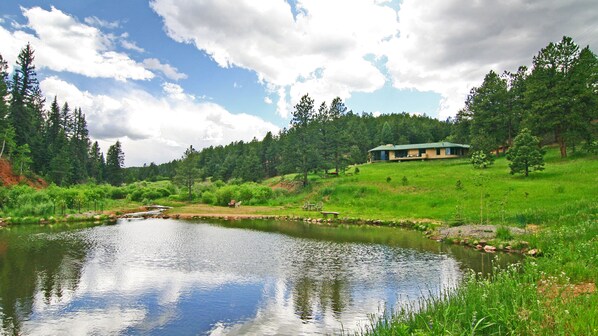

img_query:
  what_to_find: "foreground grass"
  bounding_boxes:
[367,217,597,335]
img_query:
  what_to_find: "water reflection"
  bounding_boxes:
[0,219,519,335]
[0,223,95,335]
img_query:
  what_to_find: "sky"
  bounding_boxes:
[0,0,596,166]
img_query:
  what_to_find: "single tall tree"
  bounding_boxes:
[105,140,125,186]
[0,54,15,159]
[287,94,319,186]
[174,145,201,200]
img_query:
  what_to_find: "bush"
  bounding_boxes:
[201,191,217,205]
[216,185,238,206]
[471,150,494,169]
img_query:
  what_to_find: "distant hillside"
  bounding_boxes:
[0,159,47,188]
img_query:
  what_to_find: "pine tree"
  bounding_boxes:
[9,44,43,144]
[506,128,545,177]
[70,108,91,183]
[525,36,585,158]
[378,121,393,145]
[0,54,15,159]
[9,44,44,169]
[174,145,201,200]
[467,70,509,154]
[105,140,125,186]
[89,142,105,183]
[287,94,319,186]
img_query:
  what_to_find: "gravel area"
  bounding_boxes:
[438,225,527,239]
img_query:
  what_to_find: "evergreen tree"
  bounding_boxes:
[287,94,319,186]
[0,54,15,159]
[378,121,393,145]
[174,145,201,200]
[506,128,545,177]
[260,131,279,178]
[502,66,528,147]
[9,44,44,169]
[105,140,125,186]
[525,36,585,158]
[467,70,509,154]
[48,129,72,185]
[326,97,350,173]
[70,108,90,183]
[12,144,32,175]
[88,141,105,182]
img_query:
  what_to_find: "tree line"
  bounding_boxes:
[0,44,125,186]
[452,36,597,159]
[129,103,452,185]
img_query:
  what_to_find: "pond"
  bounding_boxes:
[0,218,519,335]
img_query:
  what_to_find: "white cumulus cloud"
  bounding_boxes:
[40,77,280,166]
[385,0,598,119]
[151,0,399,117]
[143,58,187,80]
[0,6,153,81]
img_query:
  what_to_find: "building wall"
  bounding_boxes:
[370,146,469,162]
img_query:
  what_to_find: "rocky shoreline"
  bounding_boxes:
[121,207,539,256]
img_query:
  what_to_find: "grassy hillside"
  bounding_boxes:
[260,146,596,227]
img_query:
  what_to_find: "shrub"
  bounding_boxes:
[201,191,217,205]
[471,150,494,169]
[215,185,238,206]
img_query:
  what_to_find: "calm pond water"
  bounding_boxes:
[0,218,519,335]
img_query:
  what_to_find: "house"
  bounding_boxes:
[368,142,470,162]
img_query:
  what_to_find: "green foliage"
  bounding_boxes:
[507,128,545,176]
[174,145,201,200]
[470,150,494,169]
[201,191,217,205]
[495,226,513,240]
[105,140,125,186]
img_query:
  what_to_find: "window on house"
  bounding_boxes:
[436,148,440,155]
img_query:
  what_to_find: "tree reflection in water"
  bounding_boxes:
[0,223,94,335]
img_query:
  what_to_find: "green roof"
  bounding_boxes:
[369,142,470,152]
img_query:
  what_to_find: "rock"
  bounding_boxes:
[527,248,540,256]
[479,240,487,246]
[484,245,496,253]
[93,215,102,220]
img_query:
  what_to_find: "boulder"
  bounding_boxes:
[484,245,497,253]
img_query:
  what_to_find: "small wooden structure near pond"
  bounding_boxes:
[320,211,339,219]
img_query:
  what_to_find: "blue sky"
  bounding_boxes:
[1,1,596,165]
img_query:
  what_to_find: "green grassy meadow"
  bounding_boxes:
[265,147,596,227]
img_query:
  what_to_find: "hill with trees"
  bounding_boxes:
[0,44,124,187]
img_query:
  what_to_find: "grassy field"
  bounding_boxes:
[255,147,597,226]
